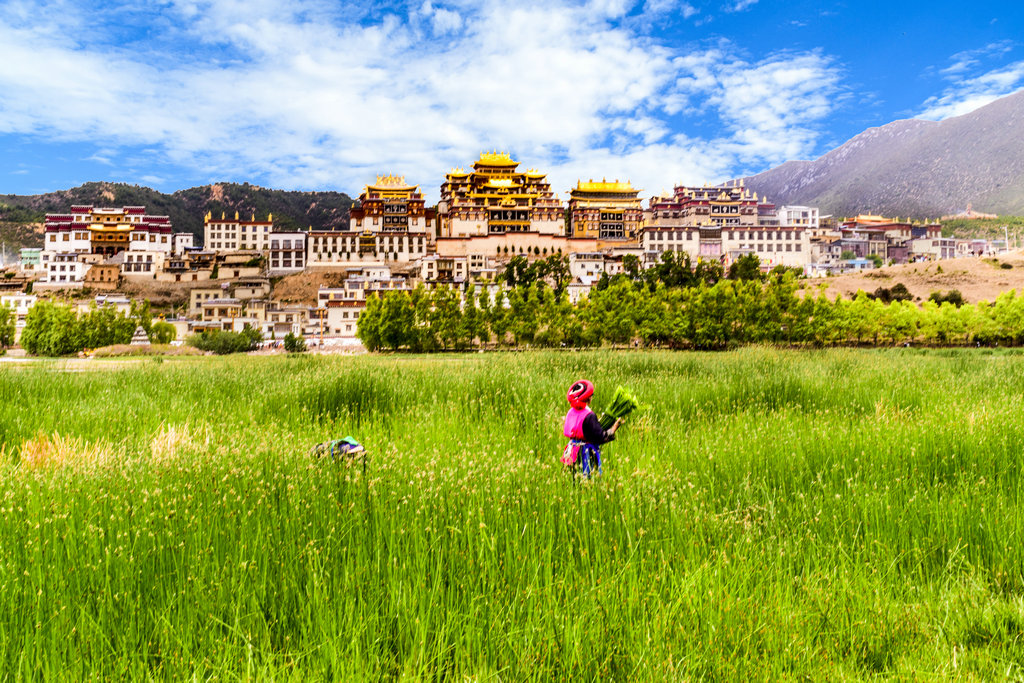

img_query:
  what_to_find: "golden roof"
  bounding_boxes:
[476,151,518,166]
[574,179,638,193]
[368,173,416,190]
[853,214,891,224]
[89,223,133,233]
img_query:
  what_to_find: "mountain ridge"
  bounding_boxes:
[741,89,1024,218]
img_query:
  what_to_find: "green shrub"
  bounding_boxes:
[150,321,177,345]
[187,327,262,355]
[283,332,307,353]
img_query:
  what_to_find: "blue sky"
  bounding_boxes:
[1,0,1022,202]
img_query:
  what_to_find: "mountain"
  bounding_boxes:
[741,89,1024,218]
[0,182,353,250]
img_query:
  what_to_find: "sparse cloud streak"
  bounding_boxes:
[919,43,1024,121]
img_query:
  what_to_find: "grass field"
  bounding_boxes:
[2,349,1024,679]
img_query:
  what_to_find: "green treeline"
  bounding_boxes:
[357,273,1024,351]
[19,300,168,356]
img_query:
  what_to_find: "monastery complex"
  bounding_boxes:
[9,152,1002,344]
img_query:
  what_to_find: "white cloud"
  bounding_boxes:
[726,0,758,12]
[919,45,1024,120]
[0,0,842,198]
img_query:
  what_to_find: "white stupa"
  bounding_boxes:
[130,326,151,346]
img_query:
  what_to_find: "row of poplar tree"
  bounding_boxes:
[357,262,1024,351]
[17,300,176,356]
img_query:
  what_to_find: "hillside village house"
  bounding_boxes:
[1,293,36,342]
[316,288,365,338]
[189,286,228,316]
[83,263,120,290]
[232,279,272,301]
[75,294,132,316]
[203,212,274,252]
[172,233,194,255]
[19,248,41,273]
[268,232,306,275]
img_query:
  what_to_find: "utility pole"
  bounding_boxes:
[1003,226,1009,253]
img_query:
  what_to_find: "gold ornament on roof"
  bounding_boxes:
[375,173,409,187]
[478,151,517,165]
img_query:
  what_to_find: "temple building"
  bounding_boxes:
[437,153,564,238]
[41,205,175,286]
[203,211,274,253]
[643,182,811,268]
[568,180,643,243]
[349,174,433,235]
[307,175,434,268]
[44,206,173,257]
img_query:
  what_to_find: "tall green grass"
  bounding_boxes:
[1,349,1024,678]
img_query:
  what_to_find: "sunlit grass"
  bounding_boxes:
[1,349,1023,678]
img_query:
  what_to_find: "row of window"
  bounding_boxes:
[310,244,427,256]
[649,229,803,241]
[207,225,271,232]
[754,243,802,253]
[313,236,426,246]
[270,257,304,268]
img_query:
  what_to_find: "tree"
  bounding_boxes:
[460,285,484,349]
[928,290,964,308]
[622,254,641,280]
[151,321,177,345]
[430,285,464,350]
[544,254,571,294]
[694,258,724,286]
[356,294,383,351]
[728,254,763,281]
[379,291,415,350]
[283,332,307,353]
[19,300,83,356]
[0,304,15,349]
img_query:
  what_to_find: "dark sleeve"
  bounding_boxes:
[582,412,615,445]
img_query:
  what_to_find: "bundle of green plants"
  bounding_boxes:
[599,385,641,429]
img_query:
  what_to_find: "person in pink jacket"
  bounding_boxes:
[561,379,621,476]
